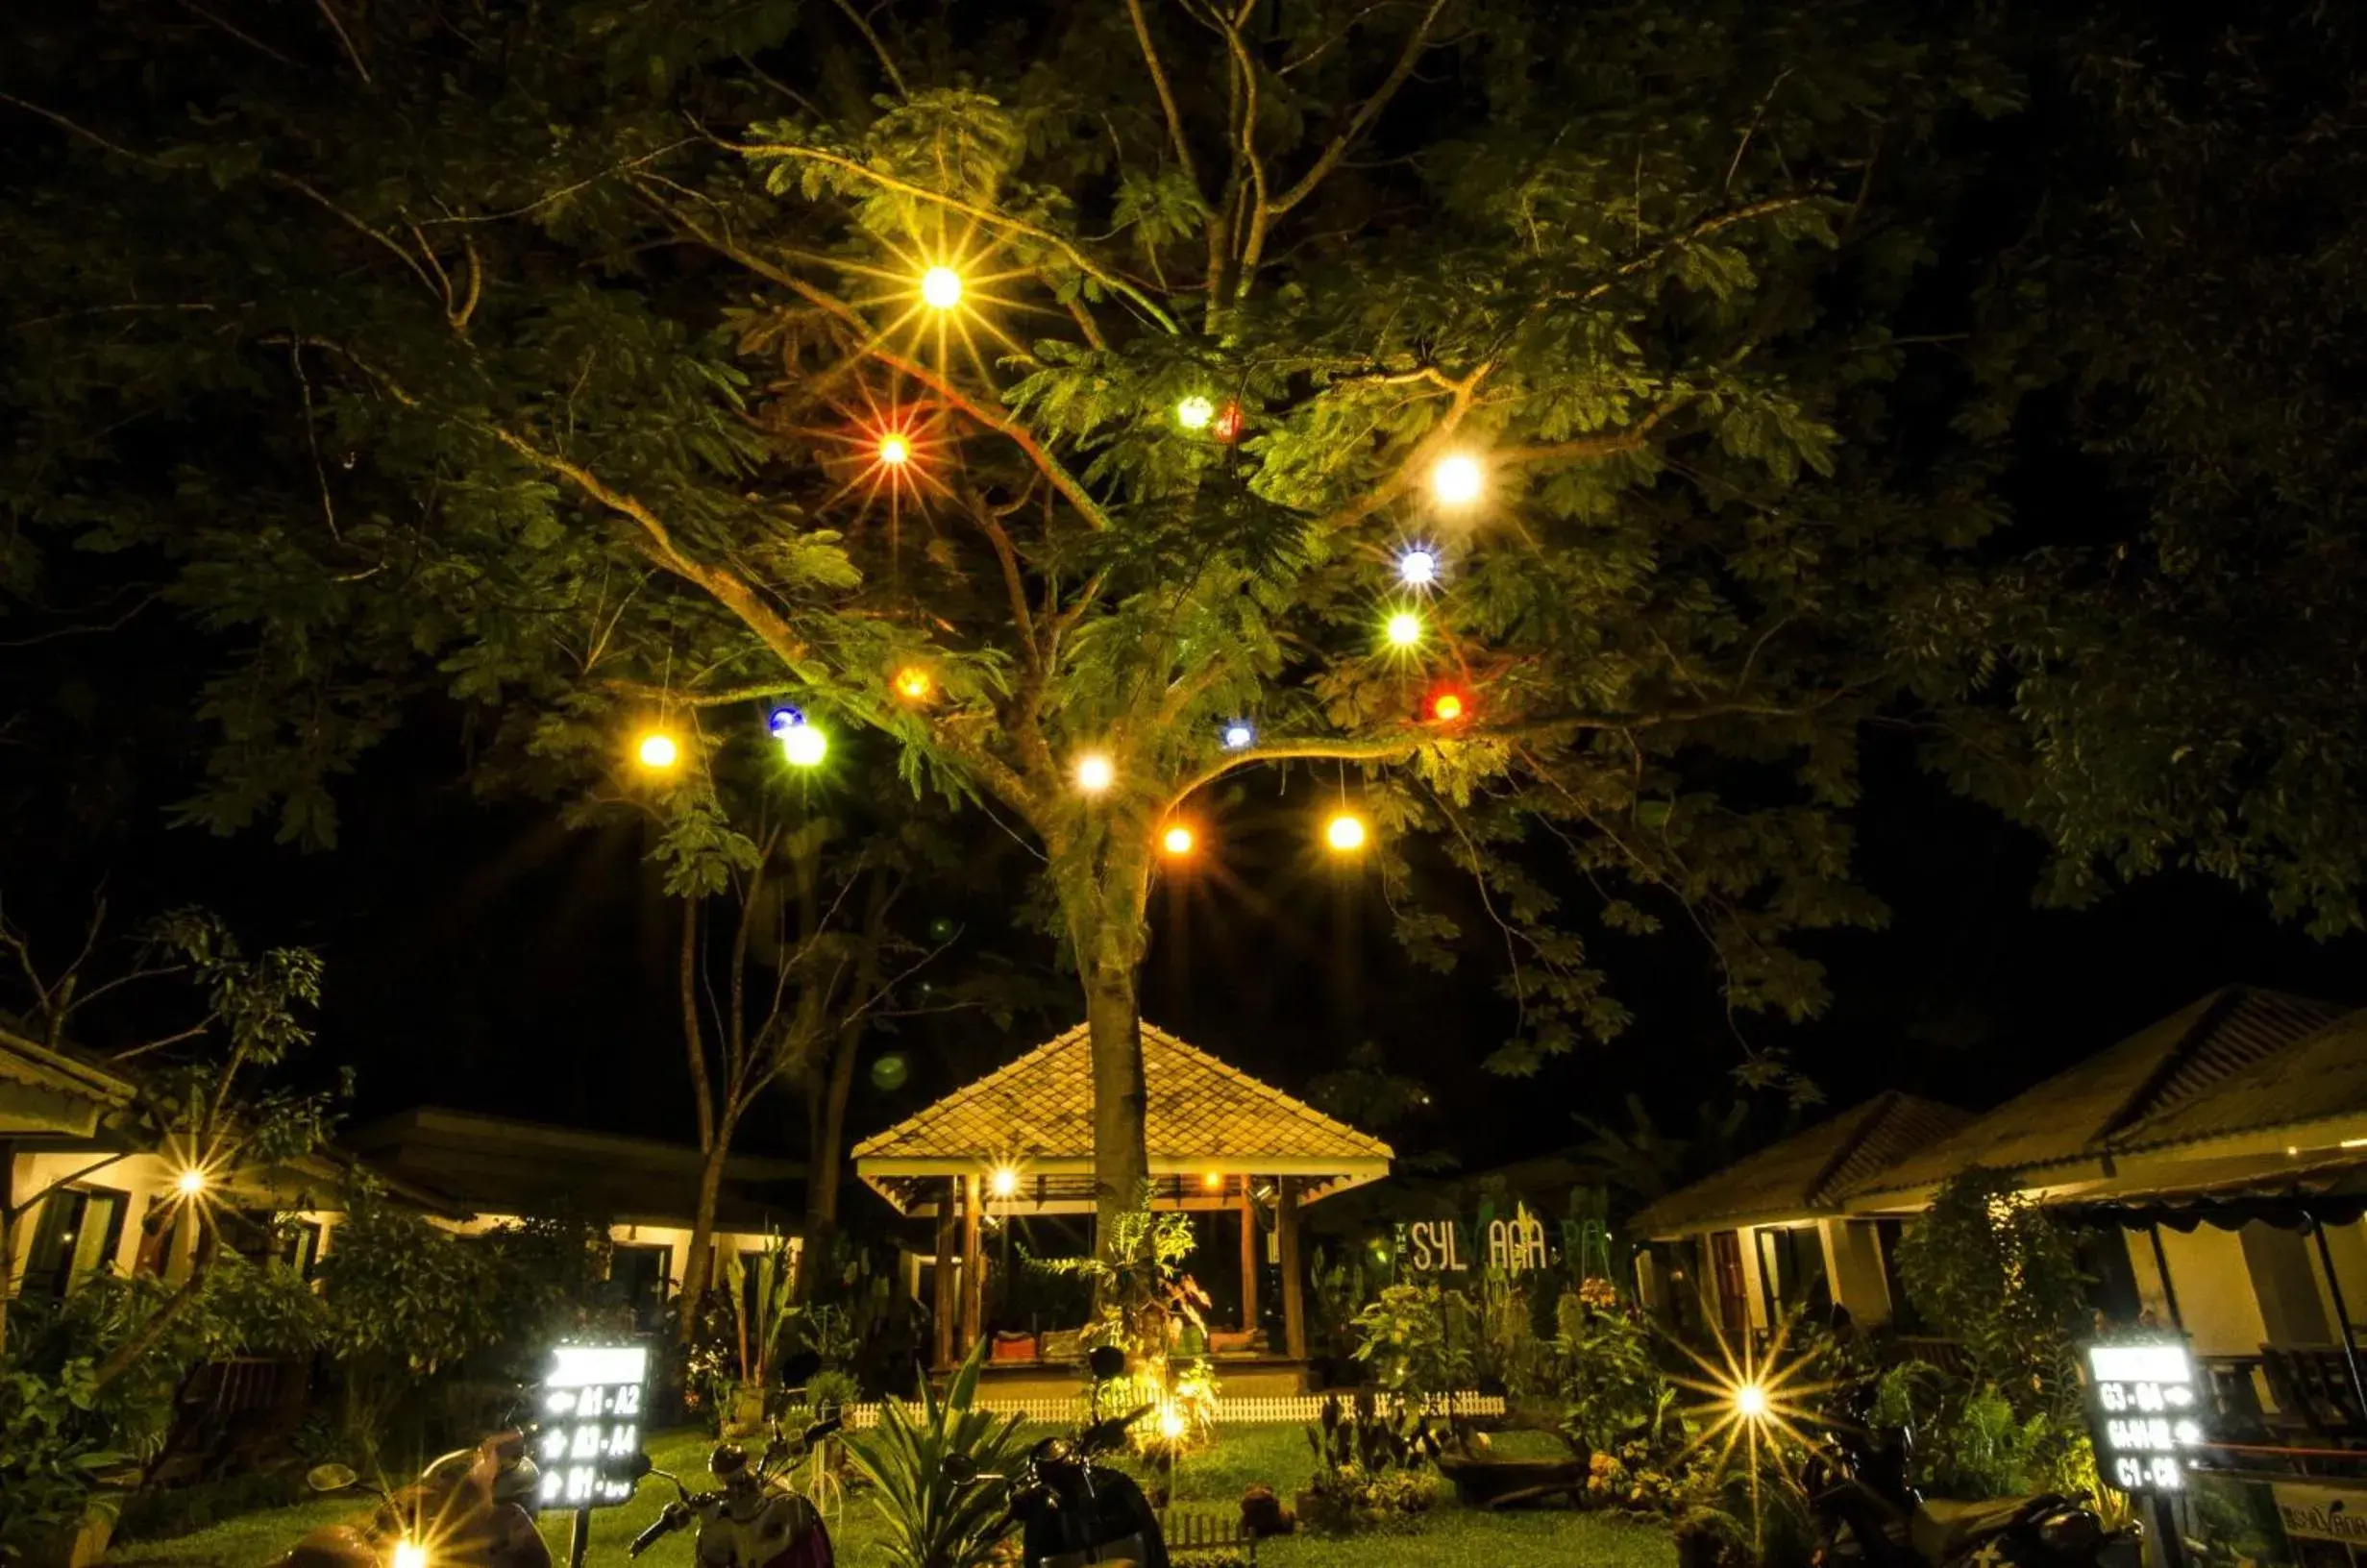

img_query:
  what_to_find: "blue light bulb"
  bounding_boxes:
[768,705,805,738]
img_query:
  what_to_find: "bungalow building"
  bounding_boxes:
[1633,987,2367,1400]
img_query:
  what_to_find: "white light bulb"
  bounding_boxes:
[1075,752,1115,794]
[921,267,963,309]
[1397,549,1438,587]
[1221,723,1254,750]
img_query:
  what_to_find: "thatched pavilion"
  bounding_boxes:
[852,1020,1392,1394]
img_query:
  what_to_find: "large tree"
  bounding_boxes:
[0,0,2086,1244]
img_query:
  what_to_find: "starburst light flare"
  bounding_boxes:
[920,266,964,309]
[1075,752,1115,794]
[1398,547,1439,587]
[1666,1311,1840,1548]
[1386,610,1423,648]
[989,1164,1020,1200]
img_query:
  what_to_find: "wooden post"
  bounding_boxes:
[931,1181,958,1370]
[1277,1177,1307,1361]
[1239,1177,1259,1337]
[961,1172,986,1358]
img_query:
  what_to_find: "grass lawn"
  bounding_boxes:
[107,1422,1673,1568]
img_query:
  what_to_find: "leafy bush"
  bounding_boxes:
[1350,1284,1472,1411]
[1553,1279,1679,1456]
[1295,1392,1442,1535]
[0,1360,133,1565]
[842,1343,1030,1568]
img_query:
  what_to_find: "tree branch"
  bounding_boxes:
[1124,0,1202,194]
[1266,0,1446,217]
[827,0,909,99]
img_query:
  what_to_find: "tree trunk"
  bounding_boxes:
[798,1021,864,1299]
[0,1139,15,1358]
[676,1126,732,1341]
[1046,837,1153,1259]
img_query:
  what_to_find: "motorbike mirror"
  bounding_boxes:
[306,1463,358,1493]
[940,1454,980,1486]
[804,1416,843,1445]
[600,1451,653,1483]
[1087,1346,1126,1383]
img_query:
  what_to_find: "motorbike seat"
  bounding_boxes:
[1911,1497,2039,1562]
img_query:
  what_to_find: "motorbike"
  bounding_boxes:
[628,1414,843,1568]
[1807,1396,2139,1568]
[942,1345,1170,1568]
[274,1431,553,1568]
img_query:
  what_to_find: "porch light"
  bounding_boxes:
[175,1167,208,1197]
[1200,1171,1223,1190]
[989,1165,1020,1200]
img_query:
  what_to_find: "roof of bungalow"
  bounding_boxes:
[851,1020,1393,1216]
[0,1023,139,1139]
[1624,1091,1972,1239]
[1842,987,2357,1207]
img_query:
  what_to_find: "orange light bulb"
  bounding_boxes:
[878,432,913,467]
[893,665,932,701]
[1162,824,1196,856]
[1431,691,1467,723]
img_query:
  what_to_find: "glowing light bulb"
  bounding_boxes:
[1386,610,1422,648]
[1221,723,1255,750]
[1200,1171,1223,1190]
[1162,825,1196,857]
[1326,813,1368,852]
[921,266,964,309]
[1075,752,1115,794]
[781,723,827,768]
[1212,402,1245,444]
[635,732,679,771]
[1431,453,1484,506]
[1735,1384,1768,1419]
[393,1541,429,1568]
[893,666,932,701]
[1397,548,1438,587]
[768,705,805,737]
[989,1165,1019,1199]
[175,1167,207,1197]
[878,432,912,467]
[1175,395,1216,431]
[1430,690,1467,723]
[1158,1405,1188,1441]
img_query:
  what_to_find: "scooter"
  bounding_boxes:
[628,1414,842,1568]
[275,1431,553,1568]
[1807,1403,2140,1568]
[943,1346,1169,1568]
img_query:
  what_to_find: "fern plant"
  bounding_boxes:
[843,1342,1029,1568]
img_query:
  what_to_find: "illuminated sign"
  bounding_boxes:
[2083,1339,2205,1494]
[538,1343,649,1508]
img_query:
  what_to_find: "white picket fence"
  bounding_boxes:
[838,1390,1505,1430]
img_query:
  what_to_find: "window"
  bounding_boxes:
[1709,1231,1749,1336]
[609,1244,673,1331]
[22,1187,129,1298]
[1755,1226,1831,1321]
[280,1219,327,1280]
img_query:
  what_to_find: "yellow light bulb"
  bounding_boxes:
[1386,610,1422,648]
[1431,453,1484,506]
[1162,824,1196,856]
[781,724,827,768]
[636,732,680,771]
[878,432,912,467]
[393,1540,429,1568]
[1735,1383,1768,1419]
[1200,1171,1223,1190]
[893,665,932,701]
[989,1165,1019,1199]
[1075,752,1115,794]
[921,266,964,309]
[175,1167,207,1197]
[1175,395,1216,431]
[1158,1406,1188,1441]
[1326,814,1368,852]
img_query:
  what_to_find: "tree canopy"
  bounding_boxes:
[7,0,2363,1236]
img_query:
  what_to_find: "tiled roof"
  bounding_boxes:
[852,1021,1392,1213]
[1845,987,2354,1202]
[1628,1092,1972,1237]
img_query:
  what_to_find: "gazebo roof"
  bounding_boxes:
[852,1021,1393,1215]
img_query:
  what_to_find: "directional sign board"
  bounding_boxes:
[539,1343,650,1508]
[2084,1339,2205,1494]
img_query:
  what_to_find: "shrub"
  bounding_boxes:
[842,1342,1030,1568]
[1295,1392,1442,1535]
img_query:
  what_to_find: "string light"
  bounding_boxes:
[1176,395,1216,431]
[1075,752,1115,794]
[1397,547,1439,587]
[989,1165,1020,1200]
[768,705,805,738]
[1385,610,1422,648]
[635,732,680,772]
[1431,453,1485,507]
[1221,722,1255,750]
[877,432,912,467]
[1213,402,1245,444]
[893,666,933,701]
[1162,824,1196,857]
[1429,687,1470,723]
[1325,813,1368,852]
[921,266,964,309]
[781,723,827,769]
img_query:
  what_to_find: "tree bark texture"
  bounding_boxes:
[677,1128,731,1340]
